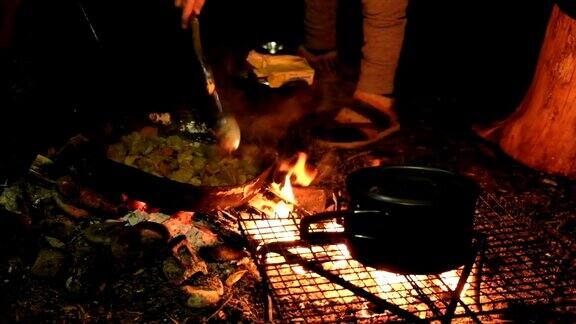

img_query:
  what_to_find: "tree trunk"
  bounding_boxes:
[477,4,576,179]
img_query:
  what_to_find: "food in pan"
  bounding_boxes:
[106,127,262,186]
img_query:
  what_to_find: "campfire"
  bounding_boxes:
[234,153,575,322]
[239,153,475,322]
[1,151,574,323]
[2,0,576,321]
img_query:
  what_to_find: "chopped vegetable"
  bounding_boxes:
[107,128,263,186]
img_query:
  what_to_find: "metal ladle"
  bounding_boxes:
[191,17,241,153]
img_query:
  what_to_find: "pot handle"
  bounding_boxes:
[299,211,347,244]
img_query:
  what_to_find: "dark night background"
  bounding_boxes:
[0,0,555,175]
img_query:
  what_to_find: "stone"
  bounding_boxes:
[31,249,65,277]
[163,257,186,284]
[42,215,75,241]
[164,238,208,284]
[84,222,125,246]
[182,286,222,308]
[199,245,247,262]
[225,270,247,287]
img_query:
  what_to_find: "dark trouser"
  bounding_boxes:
[304,0,409,95]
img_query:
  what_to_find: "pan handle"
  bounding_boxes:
[299,211,347,244]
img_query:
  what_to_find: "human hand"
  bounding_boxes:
[175,0,206,29]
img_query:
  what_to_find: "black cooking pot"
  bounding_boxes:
[300,166,480,274]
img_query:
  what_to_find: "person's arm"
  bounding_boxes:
[175,0,206,28]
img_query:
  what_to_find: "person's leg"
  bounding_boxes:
[303,0,338,51]
[327,0,408,148]
[300,0,338,68]
[355,0,409,116]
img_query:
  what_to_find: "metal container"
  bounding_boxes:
[300,166,480,274]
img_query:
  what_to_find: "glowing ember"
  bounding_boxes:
[122,194,158,213]
[172,211,194,224]
[370,159,382,167]
[131,200,148,211]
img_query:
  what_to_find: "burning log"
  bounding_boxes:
[53,193,90,219]
[57,177,122,216]
[110,221,169,265]
[476,4,576,178]
[292,187,328,213]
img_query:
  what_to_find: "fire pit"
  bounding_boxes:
[1,140,575,322]
[3,1,575,322]
[233,154,576,322]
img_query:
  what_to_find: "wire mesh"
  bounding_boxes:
[237,192,576,322]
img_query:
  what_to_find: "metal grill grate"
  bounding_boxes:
[237,192,576,322]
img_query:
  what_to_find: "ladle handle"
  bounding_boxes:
[191,17,223,113]
[299,211,347,243]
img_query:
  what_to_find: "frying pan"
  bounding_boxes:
[59,112,277,213]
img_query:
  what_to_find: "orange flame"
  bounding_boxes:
[278,152,318,187]
[251,152,317,219]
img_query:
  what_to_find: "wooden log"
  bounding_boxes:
[293,186,328,213]
[477,5,576,178]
